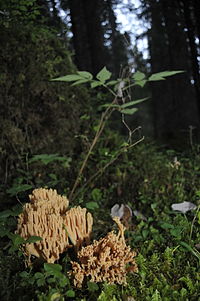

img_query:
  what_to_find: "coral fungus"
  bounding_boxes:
[17,188,93,263]
[17,188,70,263]
[70,217,138,287]
[64,206,93,249]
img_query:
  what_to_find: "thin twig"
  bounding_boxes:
[71,136,144,201]
[69,98,117,201]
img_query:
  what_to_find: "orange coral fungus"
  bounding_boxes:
[70,217,138,287]
[17,188,70,263]
[64,206,93,249]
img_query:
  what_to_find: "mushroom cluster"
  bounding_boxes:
[17,188,93,263]
[70,217,138,287]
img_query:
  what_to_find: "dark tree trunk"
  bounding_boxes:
[68,0,105,74]
[68,0,92,72]
[181,0,200,115]
[148,0,199,144]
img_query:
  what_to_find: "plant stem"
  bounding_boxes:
[71,136,144,201]
[69,97,117,201]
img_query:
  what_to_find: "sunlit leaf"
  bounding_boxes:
[132,71,146,81]
[121,108,138,115]
[71,79,90,86]
[148,70,184,81]
[96,66,111,82]
[77,71,93,79]
[86,201,99,210]
[66,290,75,298]
[134,79,147,87]
[121,97,149,108]
[91,81,103,88]
[51,74,83,82]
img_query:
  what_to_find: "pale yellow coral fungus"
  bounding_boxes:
[17,188,93,263]
[17,188,70,263]
[70,217,138,287]
[64,206,93,249]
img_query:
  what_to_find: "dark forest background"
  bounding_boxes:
[0,0,200,205]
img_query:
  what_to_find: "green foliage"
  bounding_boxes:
[0,1,91,208]
[1,142,200,300]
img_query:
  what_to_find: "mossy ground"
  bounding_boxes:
[0,142,199,300]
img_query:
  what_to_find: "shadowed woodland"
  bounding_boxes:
[0,0,200,300]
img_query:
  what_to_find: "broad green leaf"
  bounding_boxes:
[8,233,25,246]
[91,81,103,88]
[121,108,138,115]
[87,281,99,292]
[34,272,44,279]
[96,66,111,82]
[44,263,62,273]
[77,71,93,79]
[19,271,30,278]
[91,188,102,201]
[50,293,62,301]
[71,79,90,86]
[159,222,174,229]
[66,290,75,297]
[148,70,184,81]
[121,97,149,109]
[51,74,83,82]
[26,236,43,243]
[134,79,147,87]
[86,201,99,210]
[132,71,146,81]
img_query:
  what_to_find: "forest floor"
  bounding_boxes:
[0,142,199,300]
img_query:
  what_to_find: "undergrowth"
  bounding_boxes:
[0,142,200,300]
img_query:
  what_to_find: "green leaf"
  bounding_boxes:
[44,263,62,274]
[26,236,43,243]
[29,154,67,165]
[51,74,83,82]
[134,79,147,87]
[0,209,13,219]
[87,281,99,292]
[34,272,44,279]
[91,188,102,201]
[121,97,149,108]
[106,80,119,86]
[159,222,174,230]
[99,103,120,109]
[96,67,111,82]
[77,71,93,79]
[20,271,30,278]
[132,71,146,81]
[6,184,33,196]
[91,81,103,88]
[148,70,184,81]
[66,290,75,298]
[50,292,62,301]
[8,233,25,246]
[86,201,99,210]
[71,79,90,86]
[121,108,138,115]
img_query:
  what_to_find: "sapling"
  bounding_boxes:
[52,68,184,201]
